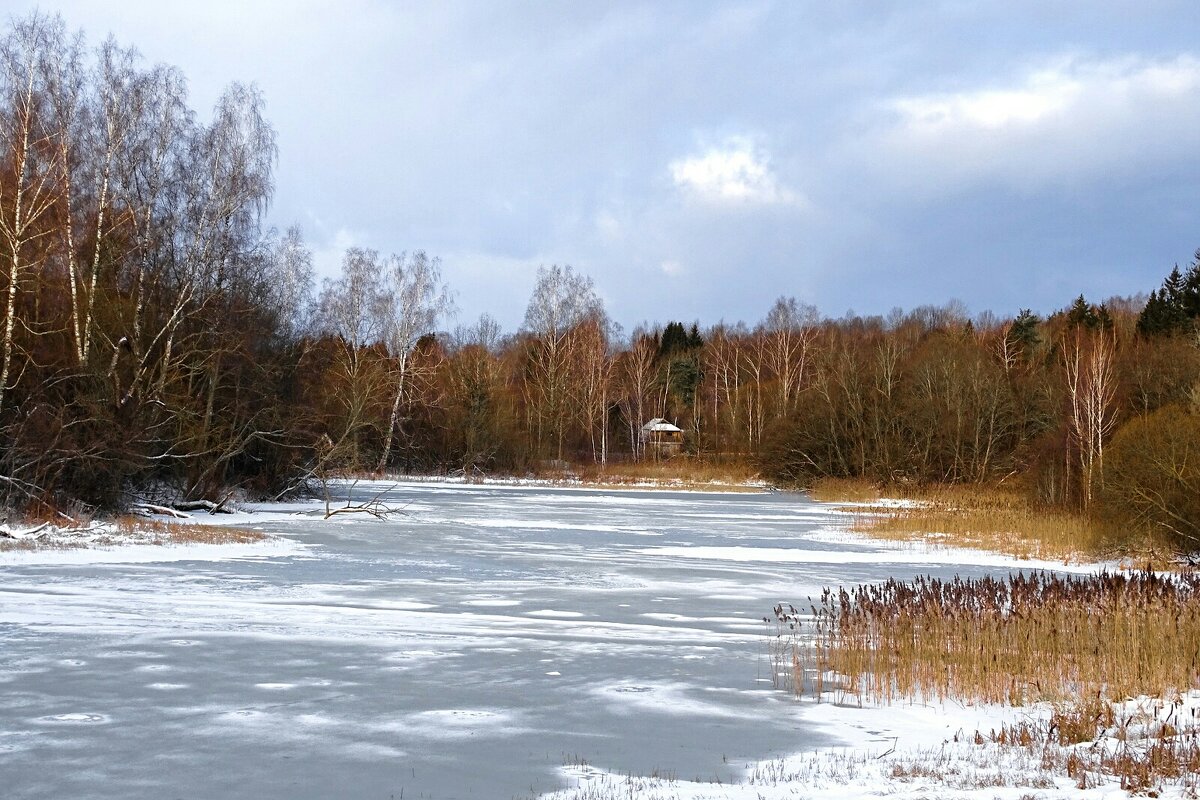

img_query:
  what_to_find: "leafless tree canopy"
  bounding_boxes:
[0,12,1195,549]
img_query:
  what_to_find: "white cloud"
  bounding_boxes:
[892,72,1079,132]
[659,259,685,277]
[873,54,1200,191]
[669,138,803,207]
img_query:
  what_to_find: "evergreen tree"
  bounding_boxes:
[1137,258,1200,336]
[658,322,690,358]
[1137,290,1169,336]
[1165,265,1186,306]
[1066,295,1098,329]
[1009,309,1041,351]
[1182,253,1200,319]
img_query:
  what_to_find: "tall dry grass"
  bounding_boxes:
[810,477,1175,563]
[774,571,1200,706]
[111,517,266,545]
[0,517,266,551]
[766,563,1200,793]
[567,459,763,490]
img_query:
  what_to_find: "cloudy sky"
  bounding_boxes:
[9,1,1200,331]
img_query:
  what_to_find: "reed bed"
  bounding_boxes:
[774,571,1200,705]
[766,571,1200,794]
[0,517,266,551]
[986,696,1200,793]
[112,517,266,545]
[807,476,894,504]
[569,460,764,491]
[810,477,1173,563]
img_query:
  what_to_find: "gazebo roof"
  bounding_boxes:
[641,418,682,433]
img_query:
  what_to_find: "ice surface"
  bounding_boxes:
[0,481,1108,799]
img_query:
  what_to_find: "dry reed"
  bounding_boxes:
[562,460,763,491]
[111,517,266,545]
[767,570,1200,794]
[0,517,266,551]
[986,696,1200,793]
[774,571,1200,706]
[810,477,1175,563]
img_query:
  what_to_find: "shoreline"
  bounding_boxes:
[370,471,777,494]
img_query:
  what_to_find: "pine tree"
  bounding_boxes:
[1137,289,1168,336]
[658,322,690,357]
[1067,295,1098,329]
[1010,309,1041,349]
[1138,258,1200,336]
[1182,254,1200,320]
[1165,265,1185,306]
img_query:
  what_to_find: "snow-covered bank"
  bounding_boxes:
[0,482,415,563]
[0,535,310,566]
[635,539,1110,575]
[546,691,1200,799]
[0,503,320,565]
[378,472,774,493]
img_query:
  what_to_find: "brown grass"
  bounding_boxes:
[111,517,266,545]
[774,571,1200,706]
[987,698,1200,794]
[0,516,266,551]
[769,570,1200,794]
[556,460,765,492]
[809,477,1176,563]
[807,476,892,503]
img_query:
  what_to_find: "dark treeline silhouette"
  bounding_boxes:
[0,14,1197,548]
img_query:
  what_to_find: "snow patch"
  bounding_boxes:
[635,543,1106,574]
[397,708,526,740]
[38,713,108,724]
[0,536,309,566]
[590,681,756,720]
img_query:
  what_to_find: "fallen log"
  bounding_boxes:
[133,503,190,519]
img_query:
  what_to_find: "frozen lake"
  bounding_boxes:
[0,482,1060,799]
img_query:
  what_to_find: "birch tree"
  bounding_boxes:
[77,38,140,363]
[109,63,189,404]
[521,264,602,461]
[0,14,61,410]
[1062,326,1118,511]
[703,323,748,456]
[377,250,454,471]
[315,247,390,472]
[447,314,505,472]
[761,296,818,417]
[574,313,616,464]
[269,224,314,342]
[42,25,86,363]
[616,330,657,460]
[48,36,139,366]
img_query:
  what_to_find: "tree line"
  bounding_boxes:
[0,14,1196,546]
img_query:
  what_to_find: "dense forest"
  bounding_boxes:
[0,14,1197,546]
